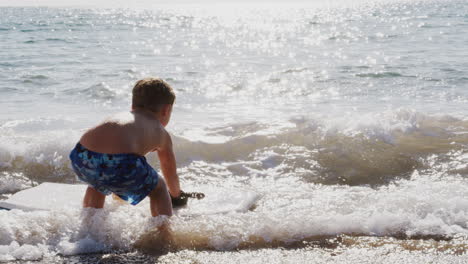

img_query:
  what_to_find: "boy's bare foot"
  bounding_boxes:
[134,219,174,255]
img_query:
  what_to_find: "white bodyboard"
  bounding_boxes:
[0,183,258,215]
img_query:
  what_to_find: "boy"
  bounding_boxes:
[69,77,185,217]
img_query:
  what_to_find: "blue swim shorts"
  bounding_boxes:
[69,143,159,205]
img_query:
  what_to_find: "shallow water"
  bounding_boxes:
[1,0,468,262]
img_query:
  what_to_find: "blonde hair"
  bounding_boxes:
[132,78,175,112]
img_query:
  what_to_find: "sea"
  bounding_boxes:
[0,0,467,263]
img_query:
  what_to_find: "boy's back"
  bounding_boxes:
[79,110,168,156]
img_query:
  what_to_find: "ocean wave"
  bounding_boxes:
[0,119,83,185]
[173,110,468,185]
[355,72,413,78]
[20,74,51,85]
[62,82,121,101]
[0,87,19,93]
[0,172,36,194]
[82,82,119,100]
[0,110,467,189]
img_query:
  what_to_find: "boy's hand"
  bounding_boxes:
[171,190,205,208]
[171,191,188,207]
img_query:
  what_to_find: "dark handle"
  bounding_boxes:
[171,190,205,208]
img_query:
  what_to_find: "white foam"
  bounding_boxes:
[57,237,106,256]
[0,242,46,261]
[158,246,468,264]
[0,166,466,260]
[0,172,36,194]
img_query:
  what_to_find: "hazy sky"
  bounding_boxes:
[0,0,318,8]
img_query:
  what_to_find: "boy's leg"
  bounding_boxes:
[83,186,106,208]
[149,178,173,217]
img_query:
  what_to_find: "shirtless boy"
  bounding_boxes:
[69,78,183,217]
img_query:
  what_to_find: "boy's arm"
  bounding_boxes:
[156,131,181,198]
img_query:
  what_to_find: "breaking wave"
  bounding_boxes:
[0,110,467,188]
